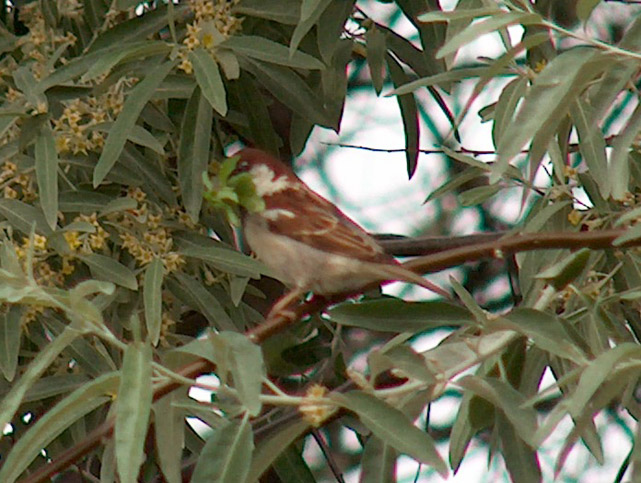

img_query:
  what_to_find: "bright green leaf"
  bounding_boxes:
[221,35,324,69]
[79,253,138,290]
[212,331,265,416]
[327,299,471,332]
[189,48,228,116]
[0,305,21,381]
[332,391,448,476]
[34,124,59,230]
[178,87,212,222]
[144,258,164,346]
[192,417,254,483]
[115,342,153,483]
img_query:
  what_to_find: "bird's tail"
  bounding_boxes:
[378,264,451,300]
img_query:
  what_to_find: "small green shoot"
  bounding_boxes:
[203,155,265,226]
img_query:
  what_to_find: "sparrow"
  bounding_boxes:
[233,148,449,317]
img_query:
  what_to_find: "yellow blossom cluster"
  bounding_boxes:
[158,311,177,347]
[299,384,335,427]
[118,188,186,273]
[0,161,37,201]
[17,4,77,81]
[64,213,110,255]
[178,0,242,74]
[21,304,46,328]
[52,79,134,155]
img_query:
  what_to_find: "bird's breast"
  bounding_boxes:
[243,213,378,294]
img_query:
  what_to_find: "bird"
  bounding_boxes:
[232,148,449,318]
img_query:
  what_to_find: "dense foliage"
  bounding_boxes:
[0,0,641,482]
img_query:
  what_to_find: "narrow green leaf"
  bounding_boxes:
[536,248,591,289]
[272,446,316,483]
[227,74,281,156]
[174,232,264,277]
[153,74,197,99]
[426,166,486,203]
[100,440,117,483]
[499,308,585,362]
[221,35,324,69]
[34,124,59,230]
[570,100,609,198]
[43,319,114,378]
[93,60,175,187]
[173,273,235,331]
[212,331,265,416]
[577,0,601,22]
[217,49,241,79]
[610,102,641,200]
[58,190,113,213]
[0,305,21,381]
[0,326,79,432]
[99,197,138,217]
[92,123,166,154]
[458,184,501,206]
[20,374,89,403]
[229,276,249,306]
[116,342,153,483]
[144,258,164,346]
[317,0,355,63]
[247,420,310,482]
[386,67,487,96]
[495,48,600,183]
[458,376,538,447]
[437,12,542,59]
[327,299,471,332]
[419,7,504,22]
[82,40,172,81]
[449,393,475,471]
[360,436,397,483]
[290,0,333,54]
[492,76,528,148]
[369,345,434,384]
[496,412,541,483]
[387,54,419,178]
[79,253,138,290]
[242,58,329,127]
[566,343,641,420]
[332,391,448,476]
[189,48,228,116]
[13,65,47,112]
[89,4,187,52]
[154,393,185,483]
[0,199,52,235]
[0,373,118,483]
[178,87,212,222]
[232,0,301,24]
[367,27,387,95]
[192,417,254,483]
[613,225,641,247]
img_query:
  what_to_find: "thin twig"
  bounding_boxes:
[311,429,346,483]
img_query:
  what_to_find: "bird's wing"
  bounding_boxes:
[263,186,393,263]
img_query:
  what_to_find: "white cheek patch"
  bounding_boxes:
[262,208,296,220]
[250,165,292,197]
